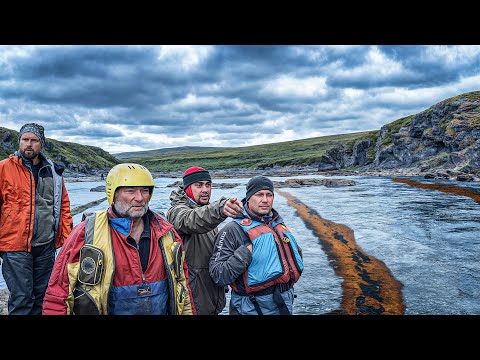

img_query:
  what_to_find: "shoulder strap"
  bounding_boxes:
[83,212,96,245]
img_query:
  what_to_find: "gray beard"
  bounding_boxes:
[113,202,148,219]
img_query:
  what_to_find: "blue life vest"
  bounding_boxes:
[231,216,304,294]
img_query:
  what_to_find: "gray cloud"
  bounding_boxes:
[0,45,479,153]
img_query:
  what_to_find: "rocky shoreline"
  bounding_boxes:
[0,289,8,315]
[64,167,480,183]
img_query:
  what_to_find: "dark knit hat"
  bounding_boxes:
[183,166,212,189]
[245,175,274,202]
[18,123,46,147]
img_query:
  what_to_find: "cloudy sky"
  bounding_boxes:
[1,45,479,154]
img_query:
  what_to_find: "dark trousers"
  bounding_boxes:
[0,242,55,315]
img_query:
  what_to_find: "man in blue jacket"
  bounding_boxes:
[209,175,304,315]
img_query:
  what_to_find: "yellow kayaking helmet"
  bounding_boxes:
[105,163,155,205]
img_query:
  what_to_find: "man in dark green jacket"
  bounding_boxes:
[167,166,243,315]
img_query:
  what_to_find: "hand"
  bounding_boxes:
[246,244,253,253]
[223,197,243,218]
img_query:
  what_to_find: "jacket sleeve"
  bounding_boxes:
[167,197,228,235]
[209,222,252,287]
[57,177,73,248]
[43,222,85,315]
[171,228,196,315]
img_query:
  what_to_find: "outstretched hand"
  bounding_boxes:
[223,197,243,218]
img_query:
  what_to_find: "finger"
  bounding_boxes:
[227,205,240,213]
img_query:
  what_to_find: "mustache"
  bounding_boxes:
[129,202,147,208]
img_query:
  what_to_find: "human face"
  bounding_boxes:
[191,180,211,205]
[247,190,274,217]
[113,186,151,219]
[19,132,42,161]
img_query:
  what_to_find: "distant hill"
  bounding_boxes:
[121,90,480,176]
[2,90,479,177]
[121,130,378,172]
[0,127,119,174]
[114,146,226,159]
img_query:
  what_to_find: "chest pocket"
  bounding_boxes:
[78,244,104,285]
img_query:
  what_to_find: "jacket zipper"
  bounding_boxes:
[27,167,33,251]
[130,241,146,284]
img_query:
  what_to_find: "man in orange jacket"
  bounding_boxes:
[0,123,73,315]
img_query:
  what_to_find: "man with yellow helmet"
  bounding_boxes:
[42,163,195,315]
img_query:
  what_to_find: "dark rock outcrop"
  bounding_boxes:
[167,181,241,189]
[272,178,356,188]
[316,91,480,179]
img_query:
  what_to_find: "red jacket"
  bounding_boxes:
[0,153,72,252]
[43,207,196,315]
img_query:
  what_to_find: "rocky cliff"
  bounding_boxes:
[316,90,480,178]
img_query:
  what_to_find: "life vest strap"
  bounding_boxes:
[242,283,291,315]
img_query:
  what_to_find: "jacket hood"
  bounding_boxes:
[169,186,199,208]
[53,162,65,176]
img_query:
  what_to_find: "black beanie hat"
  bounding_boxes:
[245,176,274,202]
[183,166,212,189]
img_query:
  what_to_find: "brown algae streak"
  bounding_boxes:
[392,178,480,204]
[276,189,405,315]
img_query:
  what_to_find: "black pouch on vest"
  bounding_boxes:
[73,286,100,315]
[172,241,183,281]
[78,244,104,286]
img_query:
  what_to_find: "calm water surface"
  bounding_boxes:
[1,175,479,315]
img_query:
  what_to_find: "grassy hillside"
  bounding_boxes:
[122,130,379,172]
[46,138,119,170]
[0,127,119,171]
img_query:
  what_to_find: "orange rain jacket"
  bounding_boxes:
[0,153,73,252]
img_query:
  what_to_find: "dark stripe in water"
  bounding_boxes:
[276,189,405,315]
[392,178,480,204]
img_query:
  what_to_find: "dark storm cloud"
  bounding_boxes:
[327,45,480,89]
[57,126,124,138]
[1,45,479,153]
[379,46,480,79]
[3,46,190,107]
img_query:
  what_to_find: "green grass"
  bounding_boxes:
[123,130,379,172]
[0,127,119,170]
[438,91,480,105]
[380,115,413,148]
[46,139,119,170]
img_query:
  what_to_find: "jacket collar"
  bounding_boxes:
[107,207,171,238]
[13,150,47,170]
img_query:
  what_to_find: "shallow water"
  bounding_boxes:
[1,175,479,315]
